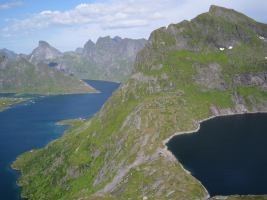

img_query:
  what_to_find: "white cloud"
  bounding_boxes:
[1,0,267,53]
[4,0,267,35]
[0,1,22,10]
[2,0,173,33]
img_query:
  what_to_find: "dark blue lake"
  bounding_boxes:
[167,113,267,197]
[0,80,119,200]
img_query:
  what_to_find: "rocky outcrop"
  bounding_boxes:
[28,37,147,82]
[29,41,62,65]
[234,72,267,91]
[12,5,267,200]
[62,36,147,82]
[194,62,227,90]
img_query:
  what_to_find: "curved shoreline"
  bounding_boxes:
[162,110,267,200]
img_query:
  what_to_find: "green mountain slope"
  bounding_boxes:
[13,5,267,200]
[0,50,95,94]
[0,97,26,111]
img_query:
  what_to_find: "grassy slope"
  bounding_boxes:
[0,97,26,111]
[0,57,96,94]
[12,6,267,200]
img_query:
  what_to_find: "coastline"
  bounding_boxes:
[7,80,120,200]
[162,110,267,200]
[0,89,100,96]
[0,98,29,112]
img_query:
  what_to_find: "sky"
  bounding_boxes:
[0,0,267,54]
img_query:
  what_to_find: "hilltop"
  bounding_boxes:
[0,49,95,94]
[13,5,267,200]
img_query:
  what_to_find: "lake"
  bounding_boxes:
[167,113,267,197]
[0,80,119,200]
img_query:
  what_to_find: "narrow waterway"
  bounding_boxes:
[0,80,119,200]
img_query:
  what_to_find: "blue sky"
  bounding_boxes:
[1,0,267,53]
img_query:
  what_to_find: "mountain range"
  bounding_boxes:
[29,36,147,82]
[0,36,146,94]
[12,5,267,200]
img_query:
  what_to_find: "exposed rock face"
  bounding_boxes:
[135,5,267,73]
[194,62,227,90]
[28,37,147,82]
[29,41,62,65]
[60,36,147,82]
[83,36,146,63]
[12,5,267,200]
[234,72,267,91]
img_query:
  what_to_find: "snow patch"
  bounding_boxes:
[219,47,225,51]
[259,36,265,40]
[228,46,233,50]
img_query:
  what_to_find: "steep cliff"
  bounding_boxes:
[13,5,267,200]
[59,36,147,82]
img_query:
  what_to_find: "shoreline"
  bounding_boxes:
[0,98,29,112]
[162,110,267,200]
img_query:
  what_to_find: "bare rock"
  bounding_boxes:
[194,62,227,90]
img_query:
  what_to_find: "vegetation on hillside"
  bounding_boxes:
[0,97,26,111]
[12,5,267,200]
[0,53,96,94]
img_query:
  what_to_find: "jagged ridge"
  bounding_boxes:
[13,5,267,200]
[59,36,147,82]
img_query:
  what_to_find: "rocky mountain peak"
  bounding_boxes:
[112,36,122,43]
[38,40,51,48]
[82,40,95,57]
[135,5,267,75]
[208,5,254,23]
[209,5,233,14]
[83,40,95,53]
[143,4,267,62]
[83,36,147,57]
[84,39,95,48]
[0,48,17,59]
[29,41,62,65]
[57,36,147,82]
[97,36,112,44]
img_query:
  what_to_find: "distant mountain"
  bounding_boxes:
[79,36,147,82]
[0,49,95,94]
[29,41,62,65]
[0,48,17,59]
[33,37,147,82]
[13,5,267,200]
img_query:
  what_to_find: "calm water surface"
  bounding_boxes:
[167,113,267,197]
[0,80,119,200]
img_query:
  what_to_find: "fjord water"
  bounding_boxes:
[0,80,119,200]
[167,113,267,197]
